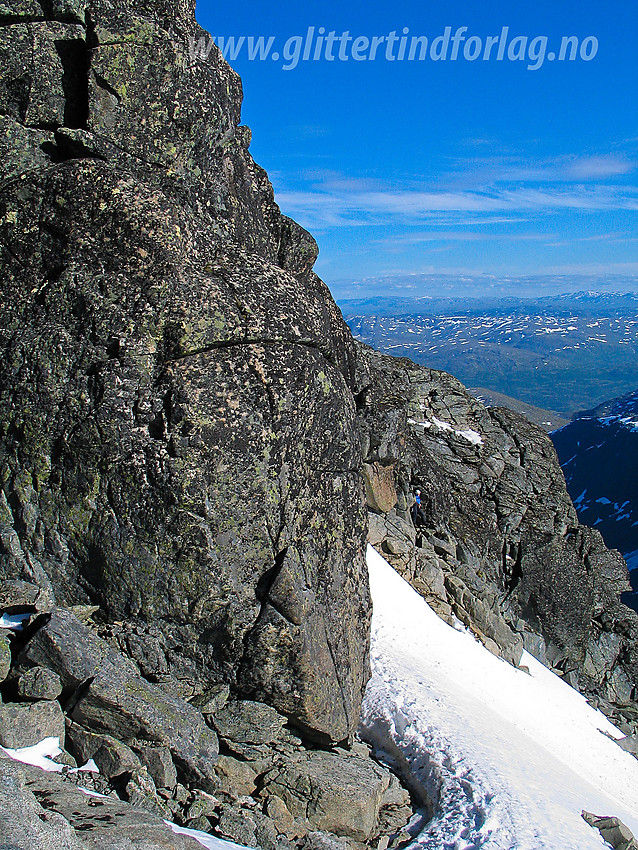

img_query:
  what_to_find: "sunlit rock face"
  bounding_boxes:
[0,0,370,743]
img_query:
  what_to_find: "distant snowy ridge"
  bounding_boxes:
[361,545,638,850]
[552,388,638,570]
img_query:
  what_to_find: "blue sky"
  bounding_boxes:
[195,0,638,296]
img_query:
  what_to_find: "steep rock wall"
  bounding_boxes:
[0,0,370,743]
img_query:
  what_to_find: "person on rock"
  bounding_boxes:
[411,489,427,528]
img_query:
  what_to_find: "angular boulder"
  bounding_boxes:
[18,666,63,701]
[91,735,142,779]
[71,666,219,783]
[582,811,638,850]
[263,750,391,842]
[133,744,178,789]
[212,699,287,745]
[0,700,65,749]
[23,607,137,691]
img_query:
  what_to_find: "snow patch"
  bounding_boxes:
[73,758,100,774]
[0,738,101,775]
[431,416,454,433]
[0,736,64,772]
[455,427,483,446]
[79,787,108,798]
[361,544,638,849]
[0,612,31,631]
[410,415,484,446]
[166,821,255,850]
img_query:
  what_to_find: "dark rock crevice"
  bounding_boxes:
[55,37,90,129]
[91,69,120,102]
[40,130,106,161]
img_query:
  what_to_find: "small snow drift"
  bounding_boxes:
[0,736,64,772]
[361,545,638,850]
[167,822,255,850]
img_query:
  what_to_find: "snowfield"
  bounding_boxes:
[361,545,638,849]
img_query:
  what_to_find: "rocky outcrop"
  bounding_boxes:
[582,811,638,850]
[0,751,202,850]
[0,0,370,744]
[0,579,415,848]
[357,344,638,721]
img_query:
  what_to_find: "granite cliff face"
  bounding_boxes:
[0,0,369,744]
[1,0,638,846]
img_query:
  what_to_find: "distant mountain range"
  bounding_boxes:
[339,289,638,318]
[343,291,638,418]
[331,273,638,304]
[551,389,638,583]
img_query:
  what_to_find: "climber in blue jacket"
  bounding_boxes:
[411,489,427,527]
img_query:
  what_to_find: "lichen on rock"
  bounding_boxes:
[0,0,370,745]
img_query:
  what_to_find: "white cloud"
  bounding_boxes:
[275,184,638,229]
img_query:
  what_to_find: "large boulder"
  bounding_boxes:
[23,607,138,688]
[0,0,370,743]
[0,700,66,749]
[0,755,85,850]
[70,667,219,783]
[263,749,391,842]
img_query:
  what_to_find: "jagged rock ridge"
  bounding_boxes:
[357,345,638,722]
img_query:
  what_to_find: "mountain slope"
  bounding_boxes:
[356,343,638,724]
[552,390,638,571]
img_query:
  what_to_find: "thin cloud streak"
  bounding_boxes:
[276,184,638,228]
[375,231,554,247]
